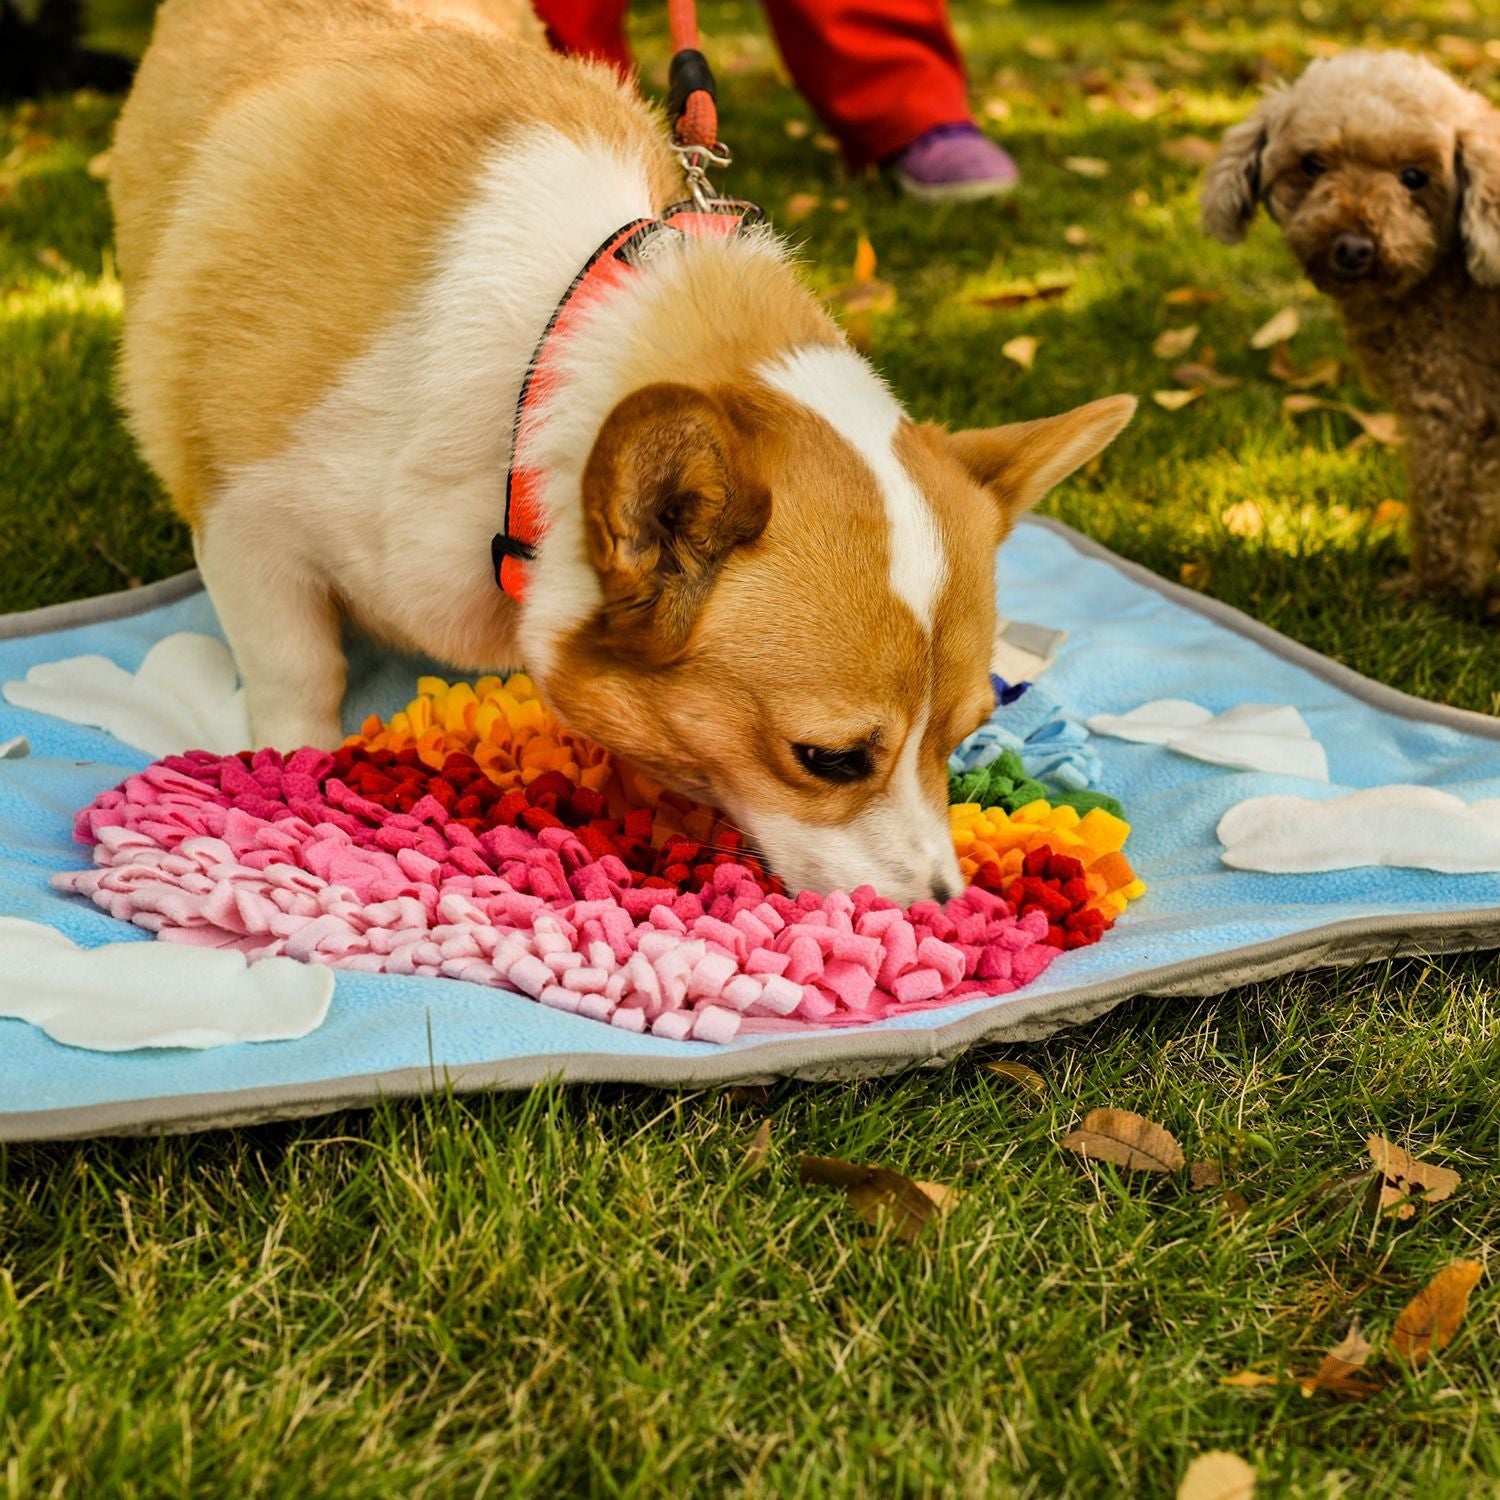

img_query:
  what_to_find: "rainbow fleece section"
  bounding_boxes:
[55,674,1144,1044]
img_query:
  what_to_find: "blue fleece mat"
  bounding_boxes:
[3,518,1498,1140]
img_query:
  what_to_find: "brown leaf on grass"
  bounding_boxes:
[827,236,896,317]
[740,1119,772,1177]
[1063,224,1092,247]
[1220,1188,1251,1218]
[981,96,1012,122]
[1268,344,1343,388]
[1370,499,1408,530]
[1391,1260,1483,1366]
[1368,1134,1462,1220]
[1002,335,1039,371]
[784,192,821,221]
[1160,135,1219,166]
[1154,324,1200,359]
[1189,1161,1222,1190]
[1165,286,1225,307]
[1178,1451,1256,1500]
[1173,361,1240,390]
[1222,499,1265,538]
[1063,155,1111,178]
[798,1156,957,1242]
[1153,388,1202,410]
[1281,396,1403,445]
[1219,1369,1282,1389]
[983,1060,1048,1100]
[1250,307,1301,349]
[1061,1108,1185,1174]
[972,274,1073,310]
[1299,1320,1382,1399]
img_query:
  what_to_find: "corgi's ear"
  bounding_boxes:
[1458,110,1500,286]
[948,395,1136,527]
[582,383,770,659]
[1202,92,1286,243]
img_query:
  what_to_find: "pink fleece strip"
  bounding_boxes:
[56,755,1060,1043]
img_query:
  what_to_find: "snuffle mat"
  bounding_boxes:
[4,518,1500,1141]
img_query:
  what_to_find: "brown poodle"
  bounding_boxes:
[1203,50,1500,600]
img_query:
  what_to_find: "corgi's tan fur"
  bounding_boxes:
[110,0,1134,902]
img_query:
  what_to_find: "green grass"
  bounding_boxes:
[3,1,1500,1494]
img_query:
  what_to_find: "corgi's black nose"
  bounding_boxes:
[1332,233,1375,278]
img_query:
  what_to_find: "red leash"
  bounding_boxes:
[665,0,732,207]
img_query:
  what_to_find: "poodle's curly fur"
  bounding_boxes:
[1203,50,1500,599]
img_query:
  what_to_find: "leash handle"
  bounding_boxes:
[667,0,719,150]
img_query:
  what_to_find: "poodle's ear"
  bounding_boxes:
[1202,96,1283,244]
[1458,111,1500,286]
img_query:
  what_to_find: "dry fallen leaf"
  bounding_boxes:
[1153,388,1203,410]
[972,274,1074,310]
[1189,1161,1223,1191]
[982,96,1012,122]
[1173,361,1240,390]
[1166,287,1225,307]
[1368,1134,1462,1220]
[1299,1320,1382,1399]
[1178,1451,1256,1500]
[1220,1188,1251,1218]
[1063,224,1092,247]
[827,236,896,317]
[1250,307,1301,349]
[983,1059,1048,1100]
[1281,396,1403,446]
[1219,1369,1282,1389]
[798,1155,957,1242]
[1002,335,1039,371]
[1160,135,1219,166]
[1222,499,1265,538]
[1154,324,1200,359]
[1061,1108,1185,1174]
[1391,1260,1483,1367]
[740,1119,772,1177]
[1268,343,1344,388]
[1063,155,1111,178]
[1370,498,1408,530]
[784,192,821,221]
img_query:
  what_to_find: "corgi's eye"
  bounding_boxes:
[793,744,873,784]
[1301,153,1326,178]
[1400,166,1429,191]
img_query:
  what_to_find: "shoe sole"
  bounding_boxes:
[893,173,1021,203]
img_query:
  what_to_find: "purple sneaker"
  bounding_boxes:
[889,122,1021,202]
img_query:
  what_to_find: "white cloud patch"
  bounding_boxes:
[0,918,332,1051]
[3,632,250,757]
[1218,785,1500,874]
[1088,699,1329,781]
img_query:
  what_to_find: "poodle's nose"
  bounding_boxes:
[1332,233,1376,278]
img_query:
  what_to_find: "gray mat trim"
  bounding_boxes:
[3,521,1498,1142]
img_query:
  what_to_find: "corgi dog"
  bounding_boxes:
[108,0,1134,904]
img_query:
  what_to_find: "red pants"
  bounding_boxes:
[533,0,971,167]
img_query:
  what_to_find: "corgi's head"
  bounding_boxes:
[524,340,1133,905]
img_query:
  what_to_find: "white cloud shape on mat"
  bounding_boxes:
[1218,785,1500,874]
[2,632,250,757]
[1088,699,1329,781]
[0,918,332,1051]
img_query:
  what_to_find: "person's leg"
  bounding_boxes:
[760,0,1017,197]
[530,0,632,73]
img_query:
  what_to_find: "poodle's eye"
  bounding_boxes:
[1301,153,1326,178]
[792,743,873,784]
[1400,166,1430,191]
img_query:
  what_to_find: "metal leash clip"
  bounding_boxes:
[669,136,734,213]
